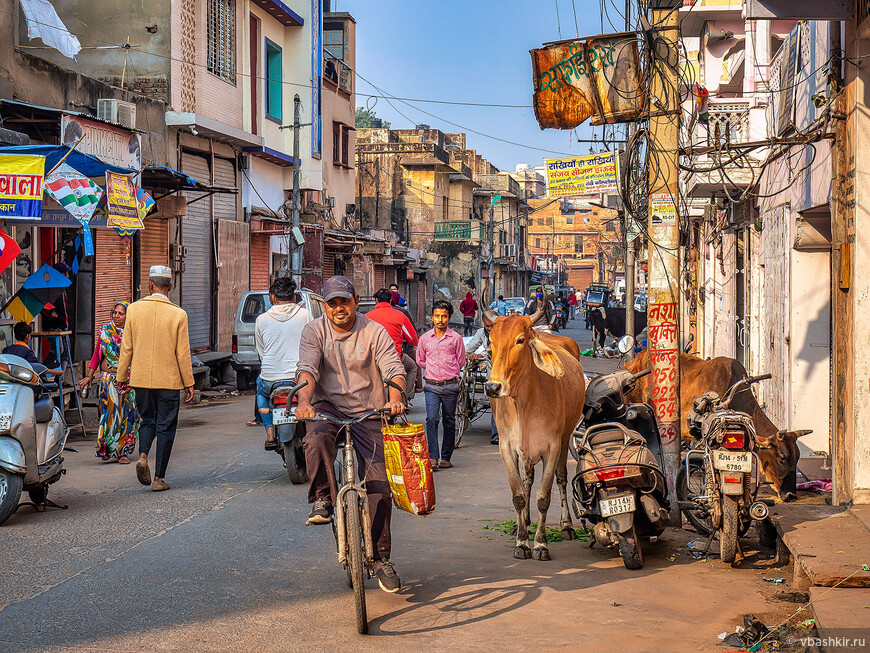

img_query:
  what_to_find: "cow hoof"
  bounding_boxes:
[513,545,532,559]
[532,547,551,561]
[561,527,576,541]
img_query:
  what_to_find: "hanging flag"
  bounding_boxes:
[3,262,73,323]
[491,195,502,206]
[0,154,45,219]
[45,162,101,256]
[0,228,22,275]
[106,172,143,229]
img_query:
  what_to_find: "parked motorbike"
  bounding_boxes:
[268,381,308,484]
[0,354,70,525]
[678,374,771,563]
[570,337,670,569]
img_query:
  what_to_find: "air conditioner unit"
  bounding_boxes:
[97,99,136,129]
[504,243,517,257]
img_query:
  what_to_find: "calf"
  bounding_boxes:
[589,307,648,354]
[483,301,586,561]
[623,350,806,501]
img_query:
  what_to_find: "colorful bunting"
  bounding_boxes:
[44,162,101,256]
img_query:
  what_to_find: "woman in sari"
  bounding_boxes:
[78,302,139,463]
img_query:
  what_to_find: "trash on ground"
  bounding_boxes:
[763,577,785,584]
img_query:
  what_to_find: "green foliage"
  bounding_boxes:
[482,519,591,543]
[355,107,390,129]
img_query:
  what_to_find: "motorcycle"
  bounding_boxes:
[570,337,670,569]
[267,381,309,484]
[678,374,771,563]
[0,354,70,525]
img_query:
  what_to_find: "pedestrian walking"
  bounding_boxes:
[459,291,478,336]
[116,265,194,492]
[78,302,140,464]
[489,294,507,317]
[568,291,577,319]
[255,277,311,450]
[524,288,552,327]
[416,300,466,469]
[368,288,420,400]
[294,275,406,593]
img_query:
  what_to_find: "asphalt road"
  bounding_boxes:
[0,319,797,652]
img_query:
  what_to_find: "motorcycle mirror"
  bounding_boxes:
[617,335,635,354]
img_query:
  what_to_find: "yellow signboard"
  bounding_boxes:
[105,171,143,229]
[544,151,619,199]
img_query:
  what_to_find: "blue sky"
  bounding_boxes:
[341,0,628,171]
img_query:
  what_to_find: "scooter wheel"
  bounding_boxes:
[0,469,23,526]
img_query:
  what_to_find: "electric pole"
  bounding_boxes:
[291,94,302,279]
[623,0,635,356]
[646,0,682,525]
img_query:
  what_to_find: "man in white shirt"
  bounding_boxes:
[255,277,312,450]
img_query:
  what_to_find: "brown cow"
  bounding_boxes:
[483,302,586,561]
[623,350,808,501]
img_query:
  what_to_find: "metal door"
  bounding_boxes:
[181,152,212,350]
[763,204,790,428]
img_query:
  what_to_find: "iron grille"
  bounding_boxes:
[207,0,236,84]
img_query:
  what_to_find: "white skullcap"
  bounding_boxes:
[149,265,172,279]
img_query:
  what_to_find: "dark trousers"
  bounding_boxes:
[303,402,392,561]
[463,317,475,337]
[424,381,459,461]
[135,388,181,479]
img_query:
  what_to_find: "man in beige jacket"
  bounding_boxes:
[117,265,195,491]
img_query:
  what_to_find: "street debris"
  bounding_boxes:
[719,614,768,649]
[610,600,622,607]
[762,577,785,584]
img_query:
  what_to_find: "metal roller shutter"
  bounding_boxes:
[181,152,213,350]
[94,229,133,328]
[373,264,385,293]
[322,251,335,279]
[213,158,237,220]
[138,218,169,298]
[250,233,270,291]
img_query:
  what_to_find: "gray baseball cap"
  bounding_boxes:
[322,275,356,301]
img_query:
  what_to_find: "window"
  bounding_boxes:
[241,293,267,323]
[535,237,541,248]
[332,123,341,164]
[332,123,350,166]
[545,217,553,226]
[575,237,583,254]
[265,39,282,122]
[208,0,236,84]
[566,217,573,225]
[324,27,346,60]
[605,221,615,232]
[341,127,349,166]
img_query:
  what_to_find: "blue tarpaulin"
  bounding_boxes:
[0,144,135,177]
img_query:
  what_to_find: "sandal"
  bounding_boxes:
[246,420,260,427]
[264,440,278,451]
[118,456,131,464]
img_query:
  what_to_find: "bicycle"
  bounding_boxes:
[286,379,391,635]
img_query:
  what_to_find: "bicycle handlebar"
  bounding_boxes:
[295,408,392,425]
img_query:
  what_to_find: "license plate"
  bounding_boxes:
[0,414,10,431]
[713,450,751,473]
[600,493,635,517]
[271,407,296,426]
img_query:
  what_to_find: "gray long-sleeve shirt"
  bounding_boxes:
[296,313,406,418]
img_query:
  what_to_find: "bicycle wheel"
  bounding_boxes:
[677,458,713,536]
[343,490,368,634]
[454,383,470,448]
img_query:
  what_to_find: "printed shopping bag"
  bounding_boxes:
[382,419,436,516]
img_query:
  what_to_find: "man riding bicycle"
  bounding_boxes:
[295,275,406,593]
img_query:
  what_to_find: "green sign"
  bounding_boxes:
[491,194,502,206]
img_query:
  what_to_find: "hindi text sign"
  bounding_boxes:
[0,155,45,219]
[106,172,143,229]
[545,151,619,199]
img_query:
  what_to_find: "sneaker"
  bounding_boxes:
[306,500,333,525]
[374,560,402,593]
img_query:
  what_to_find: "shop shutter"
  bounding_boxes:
[250,233,271,291]
[568,266,593,292]
[213,158,237,221]
[416,280,427,326]
[181,152,213,350]
[322,250,335,279]
[94,229,133,328]
[373,264,385,293]
[138,218,169,298]
[216,219,250,351]
[762,204,791,429]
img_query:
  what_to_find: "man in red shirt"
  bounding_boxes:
[367,288,420,400]
[567,291,578,320]
[459,292,478,336]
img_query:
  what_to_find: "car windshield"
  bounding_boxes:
[587,291,604,304]
[504,298,524,309]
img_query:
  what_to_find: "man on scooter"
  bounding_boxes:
[255,277,312,450]
[295,275,406,593]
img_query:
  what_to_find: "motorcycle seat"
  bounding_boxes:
[34,395,54,423]
[588,430,627,446]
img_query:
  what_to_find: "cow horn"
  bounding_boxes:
[792,429,813,437]
[529,288,549,326]
[479,281,498,323]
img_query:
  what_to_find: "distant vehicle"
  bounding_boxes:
[634,292,647,312]
[583,284,612,329]
[503,297,525,315]
[231,289,326,391]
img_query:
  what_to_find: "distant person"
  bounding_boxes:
[465,314,498,445]
[524,288,552,327]
[416,300,466,469]
[2,322,63,376]
[459,292,478,336]
[117,265,195,492]
[489,295,507,317]
[389,283,406,307]
[568,291,577,319]
[368,288,420,401]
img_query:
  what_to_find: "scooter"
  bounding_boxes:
[679,374,771,563]
[570,337,670,569]
[268,381,309,484]
[0,354,70,525]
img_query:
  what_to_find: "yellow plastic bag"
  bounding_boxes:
[382,420,436,516]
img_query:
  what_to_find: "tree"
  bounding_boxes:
[355,107,390,129]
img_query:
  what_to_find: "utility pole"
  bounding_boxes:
[623,0,635,356]
[291,94,302,279]
[646,0,682,525]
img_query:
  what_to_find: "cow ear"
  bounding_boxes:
[756,435,773,449]
[529,338,564,378]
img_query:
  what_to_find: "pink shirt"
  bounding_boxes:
[416,328,466,382]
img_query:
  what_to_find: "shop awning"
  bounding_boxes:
[0,144,135,176]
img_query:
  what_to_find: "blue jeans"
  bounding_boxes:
[424,381,459,461]
[491,414,498,436]
[256,377,285,430]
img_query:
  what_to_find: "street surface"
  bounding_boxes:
[1,319,799,652]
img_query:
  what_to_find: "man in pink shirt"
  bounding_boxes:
[416,300,466,469]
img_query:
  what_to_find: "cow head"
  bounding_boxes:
[756,429,810,502]
[484,297,564,398]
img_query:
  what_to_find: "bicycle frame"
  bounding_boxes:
[334,430,376,570]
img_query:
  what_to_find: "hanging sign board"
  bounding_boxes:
[0,154,45,219]
[531,32,646,130]
[105,171,143,229]
[544,151,619,199]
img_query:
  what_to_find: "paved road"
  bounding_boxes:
[1,320,796,652]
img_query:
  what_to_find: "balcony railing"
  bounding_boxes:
[324,55,352,94]
[434,221,471,240]
[707,100,750,147]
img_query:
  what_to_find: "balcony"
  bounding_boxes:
[434,221,471,240]
[324,55,352,94]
